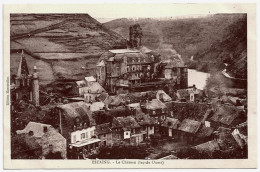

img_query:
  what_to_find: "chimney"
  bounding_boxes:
[32,66,39,106]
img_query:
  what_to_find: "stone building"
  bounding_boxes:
[16,122,67,159]
[96,25,188,94]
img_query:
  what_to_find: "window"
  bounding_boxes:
[150,126,153,130]
[161,115,165,120]
[81,133,85,139]
[86,132,88,138]
[126,132,129,135]
[132,66,135,71]
[138,57,141,62]
[127,66,130,72]
[153,110,156,114]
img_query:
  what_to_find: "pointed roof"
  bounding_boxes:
[17,50,29,77]
[97,60,105,67]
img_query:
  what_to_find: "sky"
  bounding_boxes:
[76,3,245,23]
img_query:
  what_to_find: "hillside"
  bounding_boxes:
[104,14,247,79]
[10,14,127,84]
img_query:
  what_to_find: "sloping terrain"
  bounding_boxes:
[10,14,127,84]
[104,14,247,79]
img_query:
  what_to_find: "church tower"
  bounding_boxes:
[11,50,40,106]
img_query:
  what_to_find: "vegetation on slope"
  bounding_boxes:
[104,14,247,79]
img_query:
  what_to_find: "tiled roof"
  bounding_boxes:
[161,117,180,129]
[217,127,239,150]
[116,116,141,130]
[97,92,109,102]
[165,101,208,121]
[135,113,156,126]
[96,60,105,67]
[16,122,52,138]
[178,119,201,134]
[196,125,214,138]
[95,123,112,135]
[194,140,220,152]
[156,90,172,102]
[57,102,95,126]
[108,106,132,117]
[210,105,242,125]
[87,82,106,94]
[145,99,167,110]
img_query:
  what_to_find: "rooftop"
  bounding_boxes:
[210,105,243,126]
[178,119,201,134]
[109,49,140,54]
[95,123,112,135]
[161,117,180,129]
[194,140,220,152]
[116,116,141,130]
[16,121,52,138]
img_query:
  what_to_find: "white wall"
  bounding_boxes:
[71,126,96,144]
[147,126,154,136]
[124,131,131,139]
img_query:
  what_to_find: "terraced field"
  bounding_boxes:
[10,14,127,84]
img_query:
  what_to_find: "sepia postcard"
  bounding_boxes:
[3,3,257,169]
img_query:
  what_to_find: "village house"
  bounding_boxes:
[116,116,144,145]
[142,99,168,124]
[160,117,180,138]
[209,105,246,129]
[73,76,106,102]
[193,125,247,158]
[102,90,171,109]
[95,123,113,147]
[193,140,220,157]
[164,101,209,122]
[16,122,67,159]
[110,117,126,145]
[231,122,247,149]
[178,119,201,143]
[195,124,215,144]
[53,102,101,158]
[128,102,156,140]
[176,85,202,102]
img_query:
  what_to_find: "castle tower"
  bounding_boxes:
[32,66,40,106]
[129,24,142,49]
